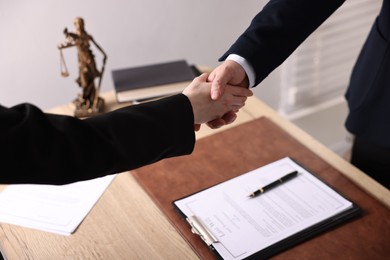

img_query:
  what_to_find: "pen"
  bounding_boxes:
[248,170,298,198]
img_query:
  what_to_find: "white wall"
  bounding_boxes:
[0,0,266,110]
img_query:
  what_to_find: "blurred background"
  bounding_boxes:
[0,0,381,155]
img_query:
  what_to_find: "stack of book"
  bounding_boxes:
[111,60,200,103]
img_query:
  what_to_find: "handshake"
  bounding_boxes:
[182,60,251,131]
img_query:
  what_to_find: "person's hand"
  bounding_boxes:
[208,60,249,100]
[206,60,249,129]
[205,110,238,130]
[182,73,252,130]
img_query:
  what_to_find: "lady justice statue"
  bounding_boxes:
[58,17,107,117]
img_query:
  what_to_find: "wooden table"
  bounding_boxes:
[1,90,389,259]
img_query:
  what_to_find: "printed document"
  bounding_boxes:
[174,157,354,260]
[0,175,115,235]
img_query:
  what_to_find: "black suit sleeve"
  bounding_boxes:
[220,0,345,86]
[0,94,195,185]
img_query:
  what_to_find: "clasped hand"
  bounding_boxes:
[182,61,251,131]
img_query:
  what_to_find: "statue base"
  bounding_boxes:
[73,97,105,118]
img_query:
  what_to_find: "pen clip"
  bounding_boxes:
[186,215,219,246]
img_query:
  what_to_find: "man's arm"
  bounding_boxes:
[211,0,346,99]
[0,95,195,185]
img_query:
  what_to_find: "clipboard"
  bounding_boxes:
[173,157,361,260]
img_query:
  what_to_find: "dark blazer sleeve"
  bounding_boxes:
[0,94,195,185]
[220,0,345,86]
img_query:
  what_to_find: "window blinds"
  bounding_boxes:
[279,0,382,119]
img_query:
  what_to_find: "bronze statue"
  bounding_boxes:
[58,17,107,117]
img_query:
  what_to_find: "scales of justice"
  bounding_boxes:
[58,17,107,117]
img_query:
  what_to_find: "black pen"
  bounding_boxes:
[248,170,298,198]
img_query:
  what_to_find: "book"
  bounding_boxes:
[111,60,200,103]
[173,157,361,260]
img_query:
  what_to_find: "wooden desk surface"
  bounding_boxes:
[1,90,389,259]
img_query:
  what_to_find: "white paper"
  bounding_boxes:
[0,175,116,235]
[175,157,353,260]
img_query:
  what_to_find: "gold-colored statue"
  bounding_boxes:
[58,17,107,117]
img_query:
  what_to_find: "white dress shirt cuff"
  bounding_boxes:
[226,54,256,87]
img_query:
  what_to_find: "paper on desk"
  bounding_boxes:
[0,175,116,235]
